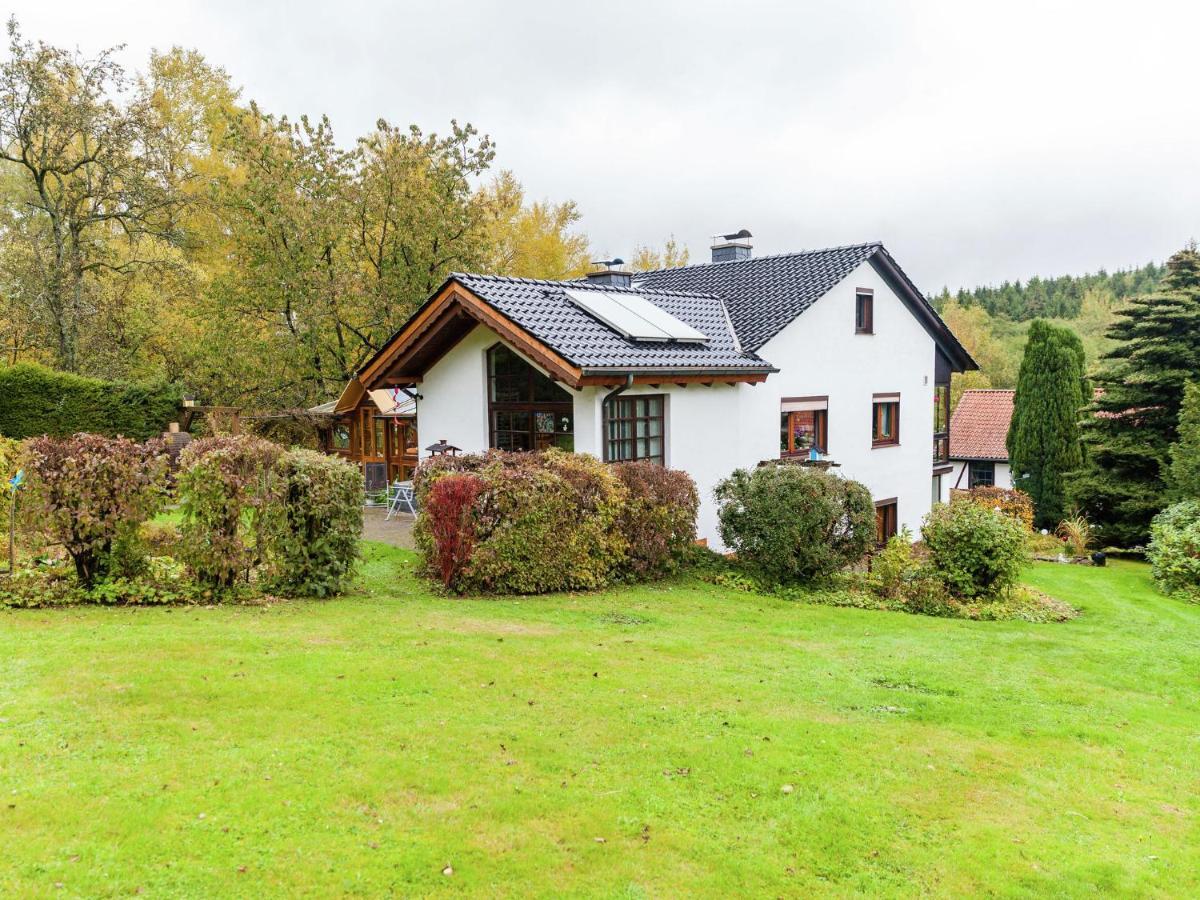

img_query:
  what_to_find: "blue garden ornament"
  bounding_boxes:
[7,470,23,493]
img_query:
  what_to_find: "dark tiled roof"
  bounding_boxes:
[634,242,882,351]
[450,273,774,372]
[950,390,1014,460]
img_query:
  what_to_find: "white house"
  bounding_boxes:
[337,234,976,548]
[946,389,1015,492]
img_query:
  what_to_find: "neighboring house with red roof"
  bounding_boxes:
[946,389,1014,495]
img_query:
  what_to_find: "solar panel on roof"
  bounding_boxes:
[563,288,707,343]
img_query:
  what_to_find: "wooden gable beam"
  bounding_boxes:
[358,281,583,391]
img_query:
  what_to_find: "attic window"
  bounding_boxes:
[855,289,873,334]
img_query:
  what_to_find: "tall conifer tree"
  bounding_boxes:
[1067,244,1200,545]
[1167,381,1200,500]
[1007,320,1087,527]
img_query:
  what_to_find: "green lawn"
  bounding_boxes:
[1,548,1198,897]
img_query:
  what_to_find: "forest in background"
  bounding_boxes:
[0,19,1175,415]
[932,261,1165,406]
[0,21,684,410]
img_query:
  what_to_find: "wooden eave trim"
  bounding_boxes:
[334,377,366,414]
[577,372,770,387]
[358,281,583,389]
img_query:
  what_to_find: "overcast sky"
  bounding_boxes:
[14,1,1200,291]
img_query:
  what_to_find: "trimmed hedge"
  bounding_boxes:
[262,449,363,597]
[413,450,698,594]
[0,362,182,441]
[22,434,169,586]
[177,436,282,588]
[613,461,699,578]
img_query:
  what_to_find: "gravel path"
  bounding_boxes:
[361,506,415,550]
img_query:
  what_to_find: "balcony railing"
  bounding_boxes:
[933,432,950,464]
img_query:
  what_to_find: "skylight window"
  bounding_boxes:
[564,288,707,343]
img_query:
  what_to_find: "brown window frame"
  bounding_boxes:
[603,394,666,464]
[780,408,828,457]
[855,289,874,334]
[872,395,900,447]
[875,498,898,546]
[486,343,575,452]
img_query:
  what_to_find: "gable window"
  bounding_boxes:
[780,397,828,457]
[968,461,995,488]
[855,289,874,334]
[604,395,665,464]
[875,499,898,545]
[872,394,900,447]
[487,344,574,452]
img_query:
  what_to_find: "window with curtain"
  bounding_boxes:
[872,398,900,446]
[779,397,829,456]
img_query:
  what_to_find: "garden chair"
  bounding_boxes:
[385,480,416,520]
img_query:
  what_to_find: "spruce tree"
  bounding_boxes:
[1066,244,1200,545]
[1007,320,1087,527]
[1168,381,1200,500]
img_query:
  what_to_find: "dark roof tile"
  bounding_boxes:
[451,273,773,372]
[634,242,881,350]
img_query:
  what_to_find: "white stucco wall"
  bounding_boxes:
[413,324,494,454]
[947,459,1012,493]
[736,260,939,538]
[412,259,950,548]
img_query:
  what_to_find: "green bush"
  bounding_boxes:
[714,464,875,583]
[0,362,182,441]
[22,433,169,586]
[415,450,635,594]
[0,436,21,541]
[612,462,699,578]
[177,435,282,589]
[870,527,918,599]
[921,500,1028,599]
[262,449,363,597]
[1147,501,1200,602]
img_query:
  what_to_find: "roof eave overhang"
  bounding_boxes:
[578,366,775,386]
[357,278,585,390]
[867,249,979,373]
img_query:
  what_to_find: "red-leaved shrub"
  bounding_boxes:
[23,433,169,586]
[423,474,483,587]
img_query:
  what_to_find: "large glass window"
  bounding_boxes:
[487,344,574,452]
[604,395,665,464]
[780,409,828,456]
